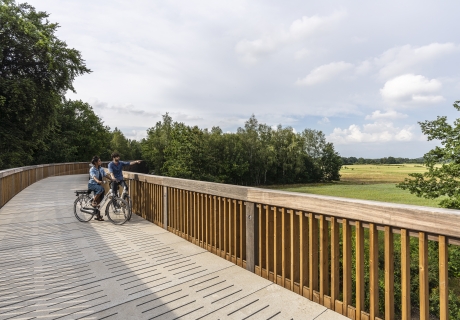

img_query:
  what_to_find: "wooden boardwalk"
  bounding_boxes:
[0,175,346,320]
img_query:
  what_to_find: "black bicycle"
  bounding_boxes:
[73,182,131,225]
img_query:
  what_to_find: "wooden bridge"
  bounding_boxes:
[0,163,459,320]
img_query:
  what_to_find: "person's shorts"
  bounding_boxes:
[88,183,104,195]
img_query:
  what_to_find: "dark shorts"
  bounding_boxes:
[88,183,104,195]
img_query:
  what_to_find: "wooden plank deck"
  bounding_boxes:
[0,174,346,320]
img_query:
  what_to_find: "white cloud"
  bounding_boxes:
[359,43,459,79]
[365,110,408,121]
[328,122,415,144]
[235,11,346,63]
[288,11,346,39]
[318,117,330,125]
[296,61,353,86]
[380,74,444,104]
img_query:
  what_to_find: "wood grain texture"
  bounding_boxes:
[385,226,394,320]
[343,219,352,314]
[439,235,448,320]
[331,217,339,306]
[319,215,328,304]
[419,232,429,320]
[369,224,379,320]
[401,229,410,320]
[356,221,364,318]
[309,213,318,301]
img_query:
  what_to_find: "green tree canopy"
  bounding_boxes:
[398,101,460,209]
[0,0,90,168]
[33,100,111,164]
[141,114,342,185]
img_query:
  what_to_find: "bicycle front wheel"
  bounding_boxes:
[105,197,129,225]
[74,194,94,222]
[122,194,133,221]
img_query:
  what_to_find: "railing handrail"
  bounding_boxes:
[0,162,92,178]
[123,171,460,239]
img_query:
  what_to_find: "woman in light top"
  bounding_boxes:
[88,156,112,220]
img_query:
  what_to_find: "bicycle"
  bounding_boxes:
[111,178,133,221]
[73,181,131,225]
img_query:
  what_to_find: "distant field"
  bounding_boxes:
[340,163,428,183]
[272,164,443,207]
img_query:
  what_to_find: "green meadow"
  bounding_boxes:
[273,164,443,207]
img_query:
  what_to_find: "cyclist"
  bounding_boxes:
[88,156,113,220]
[108,152,140,199]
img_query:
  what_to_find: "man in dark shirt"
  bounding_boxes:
[108,152,140,197]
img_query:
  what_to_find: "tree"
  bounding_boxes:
[141,113,342,185]
[398,101,460,209]
[34,100,111,163]
[0,0,90,169]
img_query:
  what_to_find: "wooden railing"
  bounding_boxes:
[0,162,91,209]
[124,171,460,320]
[1,163,459,319]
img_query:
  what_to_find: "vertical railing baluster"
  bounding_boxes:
[240,201,244,267]
[401,229,411,320]
[223,197,228,259]
[385,226,394,320]
[369,223,379,320]
[320,215,328,305]
[439,235,448,320]
[291,210,300,292]
[356,221,365,318]
[267,206,272,281]
[343,219,352,316]
[163,186,168,230]
[233,200,238,264]
[214,196,217,253]
[281,208,287,287]
[419,232,429,320]
[331,217,339,312]
[258,204,264,276]
[299,211,309,297]
[309,213,319,302]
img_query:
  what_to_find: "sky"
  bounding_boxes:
[27,0,460,158]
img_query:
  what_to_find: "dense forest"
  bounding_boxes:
[141,113,342,185]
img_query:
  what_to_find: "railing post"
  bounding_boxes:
[163,186,168,230]
[245,201,258,273]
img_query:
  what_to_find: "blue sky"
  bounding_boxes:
[28,0,460,157]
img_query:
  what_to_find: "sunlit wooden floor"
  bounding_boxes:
[0,174,346,320]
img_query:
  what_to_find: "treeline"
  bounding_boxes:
[140,114,342,186]
[1,97,141,169]
[32,100,142,165]
[341,156,424,165]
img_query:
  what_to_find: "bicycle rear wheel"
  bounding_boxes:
[74,194,95,222]
[105,197,129,225]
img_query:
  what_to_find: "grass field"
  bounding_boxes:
[273,164,443,207]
